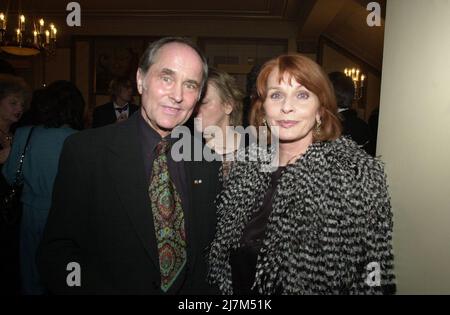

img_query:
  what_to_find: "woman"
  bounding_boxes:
[0,74,29,165]
[195,68,245,180]
[208,54,395,295]
[2,80,85,294]
[0,74,30,295]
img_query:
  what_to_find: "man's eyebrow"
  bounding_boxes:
[185,79,200,87]
[159,68,199,87]
[160,68,175,76]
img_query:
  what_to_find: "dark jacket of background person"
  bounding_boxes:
[329,71,372,155]
[340,108,371,149]
[37,113,221,294]
[367,107,379,156]
[2,80,85,295]
[91,101,139,128]
[92,76,139,128]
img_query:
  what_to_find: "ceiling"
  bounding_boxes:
[5,0,386,69]
[26,0,302,19]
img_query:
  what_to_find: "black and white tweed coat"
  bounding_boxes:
[207,136,396,295]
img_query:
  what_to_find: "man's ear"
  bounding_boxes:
[136,69,144,94]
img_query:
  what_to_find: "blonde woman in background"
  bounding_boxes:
[195,67,246,180]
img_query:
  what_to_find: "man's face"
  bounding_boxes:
[117,83,133,104]
[136,43,204,137]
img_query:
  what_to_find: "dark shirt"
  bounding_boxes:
[230,166,285,295]
[137,113,189,294]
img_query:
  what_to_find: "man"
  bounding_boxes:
[328,71,372,154]
[37,37,221,294]
[92,76,139,128]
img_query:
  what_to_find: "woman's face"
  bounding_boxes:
[195,83,232,133]
[0,94,24,125]
[263,69,321,146]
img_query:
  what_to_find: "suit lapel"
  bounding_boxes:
[106,114,159,270]
[184,161,197,270]
[184,137,222,273]
[108,102,118,124]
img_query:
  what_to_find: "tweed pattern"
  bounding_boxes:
[207,136,395,295]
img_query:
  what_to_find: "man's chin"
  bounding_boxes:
[155,120,183,135]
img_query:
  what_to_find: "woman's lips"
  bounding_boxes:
[276,120,298,128]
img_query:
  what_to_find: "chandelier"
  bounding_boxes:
[344,68,365,101]
[0,0,58,57]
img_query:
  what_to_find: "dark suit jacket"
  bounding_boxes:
[92,102,140,128]
[340,109,372,154]
[37,113,221,294]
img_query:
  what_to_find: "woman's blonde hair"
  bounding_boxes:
[207,68,244,126]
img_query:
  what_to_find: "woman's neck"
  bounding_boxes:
[0,119,12,135]
[277,136,313,166]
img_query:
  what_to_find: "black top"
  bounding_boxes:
[230,166,285,295]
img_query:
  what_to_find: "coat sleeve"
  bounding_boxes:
[36,135,106,294]
[351,160,396,294]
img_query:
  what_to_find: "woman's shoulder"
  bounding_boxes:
[12,125,34,144]
[321,136,385,175]
[31,125,77,138]
[14,125,34,135]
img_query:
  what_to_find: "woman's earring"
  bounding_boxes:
[261,118,268,136]
[315,119,322,135]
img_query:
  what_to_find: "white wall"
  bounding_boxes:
[379,0,450,294]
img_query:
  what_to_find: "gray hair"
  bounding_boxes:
[138,37,209,96]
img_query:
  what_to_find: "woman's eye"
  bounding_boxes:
[298,91,309,99]
[270,92,282,100]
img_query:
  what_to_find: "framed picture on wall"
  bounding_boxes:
[93,37,157,95]
[317,36,382,120]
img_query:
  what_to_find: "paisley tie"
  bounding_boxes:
[149,140,186,292]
